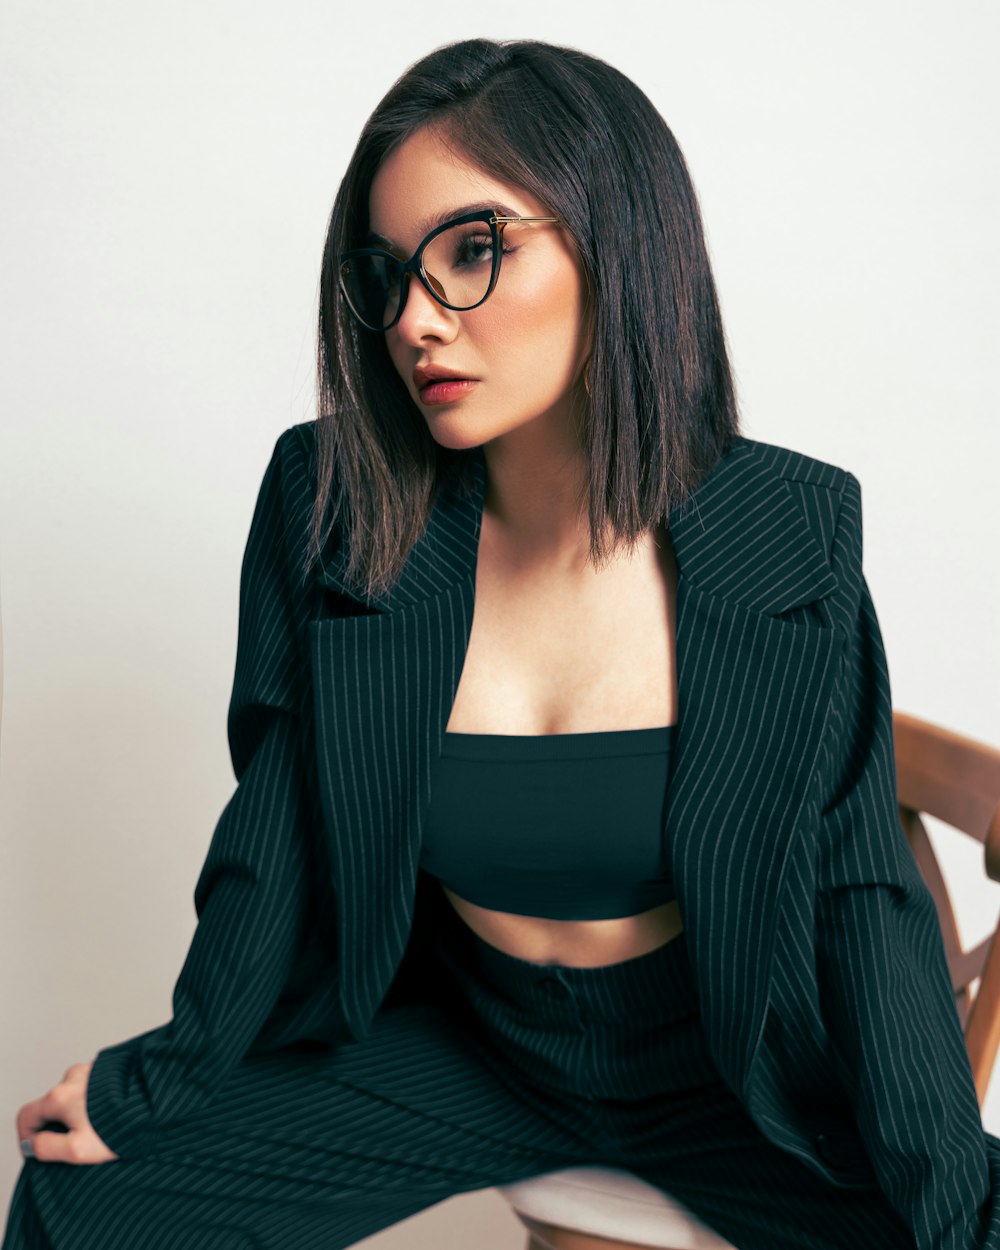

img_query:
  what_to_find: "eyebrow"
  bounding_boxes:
[365,201,522,250]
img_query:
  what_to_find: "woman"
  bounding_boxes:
[5,37,1000,1250]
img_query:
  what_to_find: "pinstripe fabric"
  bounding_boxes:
[4,421,1000,1249]
[3,884,920,1250]
[429,892,917,1248]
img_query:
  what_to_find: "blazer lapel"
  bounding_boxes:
[308,454,486,1041]
[309,436,846,1094]
[662,442,843,1095]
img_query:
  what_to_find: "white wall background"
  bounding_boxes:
[1,1,997,1244]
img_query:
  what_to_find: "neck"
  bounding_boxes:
[480,414,598,573]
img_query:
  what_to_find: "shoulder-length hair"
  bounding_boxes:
[309,37,741,600]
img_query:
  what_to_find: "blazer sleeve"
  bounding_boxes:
[85,427,318,1160]
[814,472,999,1249]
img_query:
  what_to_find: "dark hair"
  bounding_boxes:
[309,37,741,600]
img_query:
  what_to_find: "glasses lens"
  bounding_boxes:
[339,219,497,331]
[340,254,404,331]
[421,219,496,311]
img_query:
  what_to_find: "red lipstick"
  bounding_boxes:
[413,364,479,405]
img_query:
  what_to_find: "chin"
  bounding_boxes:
[425,425,490,453]
[421,406,506,452]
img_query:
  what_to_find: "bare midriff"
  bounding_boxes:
[440,885,684,967]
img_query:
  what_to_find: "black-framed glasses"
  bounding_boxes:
[338,209,561,333]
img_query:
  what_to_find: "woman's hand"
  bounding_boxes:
[16,1061,118,1164]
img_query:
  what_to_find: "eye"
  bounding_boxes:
[453,232,496,267]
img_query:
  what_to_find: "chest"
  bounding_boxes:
[445,521,680,735]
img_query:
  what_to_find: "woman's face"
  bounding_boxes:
[367,125,591,451]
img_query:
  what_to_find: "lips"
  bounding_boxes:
[413,364,477,393]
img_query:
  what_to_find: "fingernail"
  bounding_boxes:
[20,1139,35,1159]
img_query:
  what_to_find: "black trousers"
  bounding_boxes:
[3,889,914,1250]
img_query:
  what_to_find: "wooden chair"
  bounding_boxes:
[496,710,1000,1250]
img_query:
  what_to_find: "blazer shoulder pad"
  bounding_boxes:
[741,435,854,493]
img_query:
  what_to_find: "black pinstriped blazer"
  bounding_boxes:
[86,422,1000,1248]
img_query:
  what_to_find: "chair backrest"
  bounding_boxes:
[894,711,1000,1105]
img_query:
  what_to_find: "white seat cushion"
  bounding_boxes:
[497,1165,737,1249]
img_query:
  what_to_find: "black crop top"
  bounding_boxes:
[419,725,677,920]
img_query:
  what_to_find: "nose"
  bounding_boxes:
[392,273,459,347]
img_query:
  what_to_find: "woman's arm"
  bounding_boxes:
[84,428,320,1160]
[815,473,999,1250]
